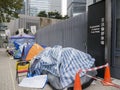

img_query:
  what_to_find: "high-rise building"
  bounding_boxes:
[49,0,61,13]
[30,7,38,16]
[49,0,67,17]
[25,0,30,15]
[17,0,30,15]
[29,0,65,16]
[18,0,67,17]
[24,0,66,17]
[29,0,50,16]
[67,0,86,17]
[86,0,102,11]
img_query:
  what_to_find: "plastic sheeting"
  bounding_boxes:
[30,45,95,88]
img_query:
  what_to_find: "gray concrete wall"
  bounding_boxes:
[5,14,40,35]
[36,13,87,52]
[40,17,61,28]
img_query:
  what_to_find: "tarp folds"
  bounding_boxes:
[10,34,35,47]
[10,34,35,39]
[9,34,35,59]
[29,45,96,88]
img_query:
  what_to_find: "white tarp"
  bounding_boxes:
[19,75,47,88]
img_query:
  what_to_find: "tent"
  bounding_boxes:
[10,34,35,45]
[22,43,44,61]
[9,34,35,59]
[10,34,35,39]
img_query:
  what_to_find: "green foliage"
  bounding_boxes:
[0,0,23,23]
[62,15,69,19]
[37,11,47,17]
[37,11,69,19]
[48,11,62,19]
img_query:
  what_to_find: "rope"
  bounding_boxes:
[79,63,108,73]
[77,63,120,89]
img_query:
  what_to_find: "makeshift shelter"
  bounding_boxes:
[29,45,97,90]
[22,43,44,61]
[10,34,35,44]
[9,34,35,59]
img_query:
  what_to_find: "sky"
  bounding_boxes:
[62,0,67,16]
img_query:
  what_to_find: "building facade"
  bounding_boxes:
[49,0,67,17]
[49,0,61,13]
[17,0,30,15]
[67,0,86,17]
[29,0,50,16]
[111,0,120,79]
[28,0,65,16]
[87,0,120,79]
[21,0,67,17]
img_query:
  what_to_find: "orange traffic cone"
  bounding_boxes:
[74,72,82,90]
[102,63,112,86]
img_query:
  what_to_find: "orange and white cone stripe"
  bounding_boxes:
[79,63,108,73]
[78,63,120,89]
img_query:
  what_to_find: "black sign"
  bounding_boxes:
[87,0,105,77]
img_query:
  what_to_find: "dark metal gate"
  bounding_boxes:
[111,0,120,79]
[87,0,105,77]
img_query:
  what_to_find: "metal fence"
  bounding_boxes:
[36,13,87,52]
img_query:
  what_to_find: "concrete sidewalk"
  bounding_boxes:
[0,48,52,90]
[0,48,120,90]
[84,78,120,90]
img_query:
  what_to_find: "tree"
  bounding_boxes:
[48,11,62,19]
[62,15,69,19]
[37,11,47,17]
[37,11,69,20]
[0,0,23,23]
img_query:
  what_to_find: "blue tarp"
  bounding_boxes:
[13,41,20,50]
[9,34,35,59]
[29,45,95,88]
[10,34,35,39]
[21,43,33,60]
